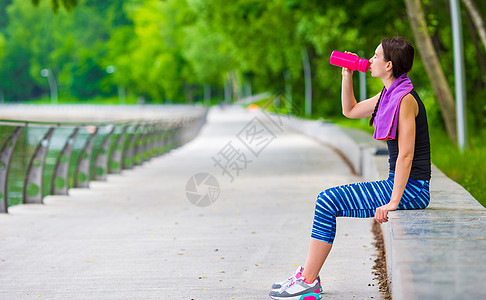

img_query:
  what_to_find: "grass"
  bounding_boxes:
[331,117,486,208]
[427,127,486,208]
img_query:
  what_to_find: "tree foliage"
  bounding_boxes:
[0,0,485,141]
[32,0,77,13]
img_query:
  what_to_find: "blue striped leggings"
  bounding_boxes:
[311,173,430,244]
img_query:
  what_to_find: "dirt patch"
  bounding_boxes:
[372,220,392,300]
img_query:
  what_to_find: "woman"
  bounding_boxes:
[269,36,431,300]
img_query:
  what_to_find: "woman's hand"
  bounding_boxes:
[342,51,358,78]
[374,202,399,224]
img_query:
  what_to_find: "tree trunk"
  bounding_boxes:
[301,48,312,116]
[461,0,486,52]
[204,83,211,106]
[404,0,457,142]
[229,71,240,102]
[284,70,293,113]
[465,8,486,80]
[224,75,232,103]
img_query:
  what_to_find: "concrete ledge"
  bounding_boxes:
[282,115,486,300]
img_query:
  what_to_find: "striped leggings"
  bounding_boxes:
[311,173,430,244]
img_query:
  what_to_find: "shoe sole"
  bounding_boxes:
[269,292,321,300]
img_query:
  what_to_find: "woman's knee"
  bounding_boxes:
[316,190,330,204]
[315,190,337,214]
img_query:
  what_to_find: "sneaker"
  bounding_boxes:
[269,272,322,300]
[271,266,303,290]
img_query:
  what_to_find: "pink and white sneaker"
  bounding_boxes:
[269,271,322,300]
[271,266,304,290]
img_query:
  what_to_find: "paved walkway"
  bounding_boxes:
[0,107,381,299]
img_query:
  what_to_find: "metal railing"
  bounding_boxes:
[0,106,207,213]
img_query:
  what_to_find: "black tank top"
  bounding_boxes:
[386,89,431,180]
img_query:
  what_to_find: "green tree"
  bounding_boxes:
[2,0,483,142]
[0,33,5,60]
[120,0,202,102]
[1,0,133,101]
[32,0,77,13]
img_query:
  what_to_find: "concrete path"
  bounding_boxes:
[0,107,381,299]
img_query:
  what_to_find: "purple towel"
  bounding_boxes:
[373,73,414,140]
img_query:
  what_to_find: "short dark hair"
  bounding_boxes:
[381,36,414,79]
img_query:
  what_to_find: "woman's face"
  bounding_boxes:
[369,44,389,78]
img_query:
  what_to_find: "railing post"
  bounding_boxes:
[109,125,128,174]
[123,124,139,169]
[165,123,173,152]
[173,121,183,148]
[146,122,157,160]
[52,127,79,195]
[148,123,157,159]
[151,122,161,157]
[171,122,179,150]
[182,118,189,145]
[0,127,23,213]
[74,127,98,188]
[156,122,166,155]
[142,124,151,162]
[160,122,170,154]
[94,125,115,181]
[134,125,145,166]
[23,127,55,204]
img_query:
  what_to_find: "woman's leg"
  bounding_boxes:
[302,180,394,282]
[302,238,332,282]
[302,176,429,282]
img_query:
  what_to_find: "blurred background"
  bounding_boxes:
[0,0,485,204]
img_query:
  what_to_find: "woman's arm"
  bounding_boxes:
[341,67,380,119]
[375,94,418,223]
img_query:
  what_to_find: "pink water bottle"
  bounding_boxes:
[330,51,369,72]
